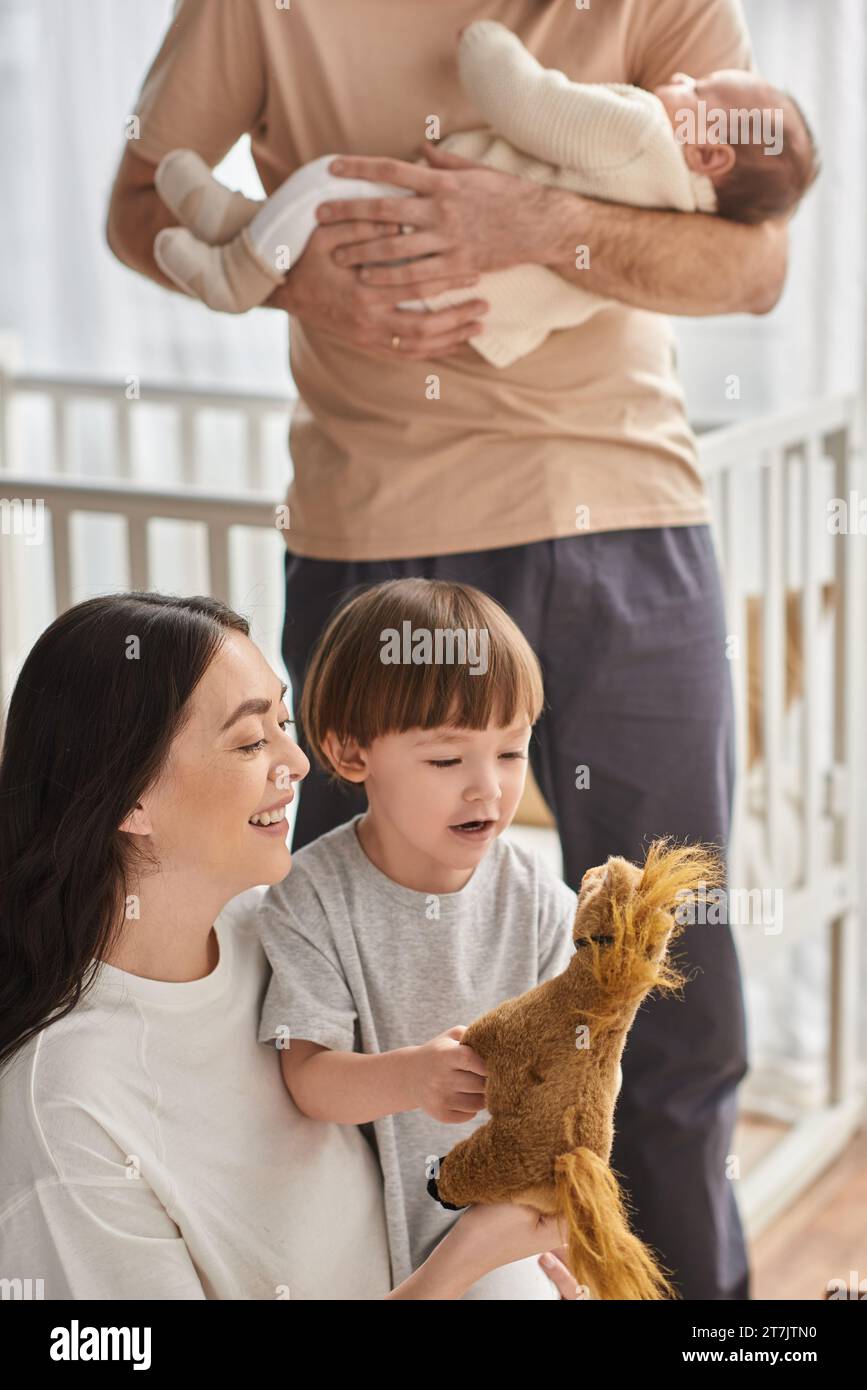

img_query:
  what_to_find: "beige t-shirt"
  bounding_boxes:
[131,0,755,561]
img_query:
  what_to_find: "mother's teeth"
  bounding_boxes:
[249,807,286,826]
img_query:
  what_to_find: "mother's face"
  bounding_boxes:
[123,631,309,894]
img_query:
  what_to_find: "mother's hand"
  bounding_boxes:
[449,1202,584,1299]
[540,1244,585,1300]
[316,144,554,289]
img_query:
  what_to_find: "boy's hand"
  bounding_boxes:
[406,1025,488,1123]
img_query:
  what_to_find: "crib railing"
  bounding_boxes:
[0,356,864,1234]
[0,354,292,490]
[0,473,279,616]
[701,392,864,1229]
[702,395,862,927]
[0,348,294,688]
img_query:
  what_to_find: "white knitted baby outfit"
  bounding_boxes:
[155,20,716,367]
[430,20,717,365]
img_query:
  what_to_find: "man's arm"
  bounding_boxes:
[105,145,302,314]
[105,145,184,293]
[539,186,789,317]
[106,0,266,290]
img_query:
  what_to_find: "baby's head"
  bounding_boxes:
[653,68,820,223]
[300,577,543,869]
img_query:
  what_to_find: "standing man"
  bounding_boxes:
[108,0,789,1300]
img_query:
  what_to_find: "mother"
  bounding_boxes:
[0,592,573,1300]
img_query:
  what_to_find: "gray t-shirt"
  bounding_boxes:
[256,814,578,1296]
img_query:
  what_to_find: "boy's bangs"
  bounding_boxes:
[381,640,543,737]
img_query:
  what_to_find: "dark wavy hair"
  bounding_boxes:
[0,591,250,1074]
[715,89,821,225]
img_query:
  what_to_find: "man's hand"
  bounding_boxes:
[310,144,788,317]
[313,145,552,287]
[264,213,491,360]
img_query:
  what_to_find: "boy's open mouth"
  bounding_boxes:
[449,818,496,838]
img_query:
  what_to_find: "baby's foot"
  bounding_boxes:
[155,149,262,245]
[154,225,283,313]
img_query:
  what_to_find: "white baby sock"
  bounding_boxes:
[155,149,262,244]
[154,224,284,313]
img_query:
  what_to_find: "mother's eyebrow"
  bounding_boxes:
[220,681,288,733]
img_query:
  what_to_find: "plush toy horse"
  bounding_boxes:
[427,839,723,1300]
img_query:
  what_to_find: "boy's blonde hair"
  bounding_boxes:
[300,578,545,785]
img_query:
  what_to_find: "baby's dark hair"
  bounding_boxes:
[299,577,544,786]
[716,89,821,224]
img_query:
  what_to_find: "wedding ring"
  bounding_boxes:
[391,334,402,350]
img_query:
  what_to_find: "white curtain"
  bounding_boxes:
[0,0,287,389]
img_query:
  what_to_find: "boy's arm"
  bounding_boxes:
[278,1029,488,1126]
[279,1038,419,1124]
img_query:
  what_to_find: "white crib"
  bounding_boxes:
[0,339,863,1237]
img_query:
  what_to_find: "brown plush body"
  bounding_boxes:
[427,839,723,1299]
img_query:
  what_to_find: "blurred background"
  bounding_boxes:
[0,0,864,1298]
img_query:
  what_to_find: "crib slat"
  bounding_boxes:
[762,448,784,880]
[53,396,69,474]
[51,504,72,614]
[180,407,196,486]
[721,467,739,643]
[0,351,14,471]
[828,404,864,1103]
[249,412,266,492]
[116,399,133,479]
[721,464,746,893]
[209,523,230,604]
[801,440,822,886]
[127,513,149,590]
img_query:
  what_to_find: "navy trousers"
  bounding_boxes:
[280,525,751,1300]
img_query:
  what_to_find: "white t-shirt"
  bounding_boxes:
[0,889,391,1300]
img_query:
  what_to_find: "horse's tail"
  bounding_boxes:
[554,1147,677,1300]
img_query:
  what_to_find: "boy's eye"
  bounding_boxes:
[427,750,528,768]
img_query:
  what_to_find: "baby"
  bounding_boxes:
[255,577,614,1299]
[152,20,819,367]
